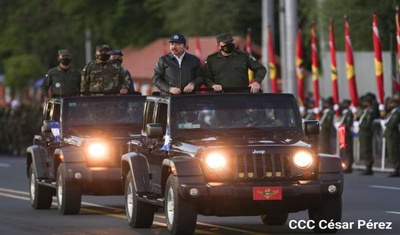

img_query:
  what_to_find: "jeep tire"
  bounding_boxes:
[308,196,342,234]
[165,174,197,235]
[56,164,82,215]
[260,212,289,225]
[29,165,53,209]
[125,171,154,228]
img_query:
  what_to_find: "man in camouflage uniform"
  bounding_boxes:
[81,44,131,94]
[358,96,376,175]
[319,97,335,154]
[383,98,400,177]
[41,49,80,98]
[109,49,135,94]
[204,33,266,93]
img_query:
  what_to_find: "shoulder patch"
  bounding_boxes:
[249,55,257,62]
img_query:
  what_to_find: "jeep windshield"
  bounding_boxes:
[170,93,304,141]
[61,96,145,136]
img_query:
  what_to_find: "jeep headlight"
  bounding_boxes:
[87,143,107,158]
[293,151,313,168]
[205,153,226,170]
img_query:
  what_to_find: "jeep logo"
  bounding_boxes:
[252,150,266,154]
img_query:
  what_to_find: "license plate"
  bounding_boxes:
[253,187,282,200]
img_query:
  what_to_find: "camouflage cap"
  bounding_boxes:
[58,49,71,56]
[216,33,233,43]
[96,44,110,52]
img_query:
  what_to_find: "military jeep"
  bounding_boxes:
[26,95,145,215]
[121,93,343,234]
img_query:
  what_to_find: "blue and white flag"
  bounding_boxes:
[50,121,61,142]
[160,128,171,151]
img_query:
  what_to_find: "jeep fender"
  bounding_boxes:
[318,153,342,173]
[163,157,203,176]
[121,152,151,193]
[26,145,49,179]
[54,146,86,163]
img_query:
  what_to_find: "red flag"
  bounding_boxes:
[267,25,278,93]
[396,6,400,80]
[329,19,340,117]
[296,26,305,103]
[246,28,255,84]
[311,22,320,119]
[344,16,359,108]
[372,13,384,107]
[194,33,204,67]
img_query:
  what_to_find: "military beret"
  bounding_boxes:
[169,34,186,44]
[216,33,233,43]
[110,49,123,56]
[58,49,71,56]
[96,44,110,51]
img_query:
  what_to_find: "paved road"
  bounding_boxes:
[0,155,399,234]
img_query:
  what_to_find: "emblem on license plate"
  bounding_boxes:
[253,187,282,200]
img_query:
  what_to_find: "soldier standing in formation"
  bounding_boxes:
[383,98,400,177]
[319,98,335,154]
[40,49,80,99]
[338,99,354,173]
[358,96,375,175]
[152,33,204,95]
[204,33,266,93]
[81,44,131,94]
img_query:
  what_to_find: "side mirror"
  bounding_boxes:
[146,123,163,138]
[304,120,320,135]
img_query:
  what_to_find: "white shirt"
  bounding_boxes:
[173,52,186,68]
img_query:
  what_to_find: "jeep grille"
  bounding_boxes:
[233,153,290,180]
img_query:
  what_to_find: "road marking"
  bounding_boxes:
[0,163,10,167]
[369,185,400,191]
[387,211,400,215]
[0,187,258,233]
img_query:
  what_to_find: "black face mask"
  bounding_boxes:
[98,53,110,61]
[221,42,235,54]
[60,58,71,66]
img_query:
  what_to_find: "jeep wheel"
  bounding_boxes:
[165,174,197,235]
[56,164,81,215]
[308,196,342,234]
[29,165,53,209]
[125,171,154,228]
[260,212,288,225]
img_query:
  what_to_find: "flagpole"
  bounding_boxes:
[311,22,321,119]
[372,13,385,112]
[268,25,278,93]
[344,16,359,111]
[329,19,340,118]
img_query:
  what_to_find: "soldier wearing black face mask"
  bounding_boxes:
[40,49,81,99]
[81,44,131,95]
[204,33,267,93]
[109,49,135,94]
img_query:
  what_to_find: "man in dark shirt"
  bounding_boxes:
[204,33,266,93]
[41,49,80,98]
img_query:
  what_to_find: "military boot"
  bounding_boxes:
[361,165,373,176]
[389,168,400,177]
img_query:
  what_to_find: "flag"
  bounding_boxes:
[372,13,385,110]
[311,22,320,119]
[329,19,340,117]
[194,33,204,66]
[344,16,359,108]
[296,26,305,104]
[246,28,255,84]
[396,6,400,80]
[267,25,278,93]
[160,128,171,151]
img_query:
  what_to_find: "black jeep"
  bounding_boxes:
[121,93,343,234]
[26,95,145,215]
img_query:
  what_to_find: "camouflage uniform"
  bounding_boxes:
[81,45,131,94]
